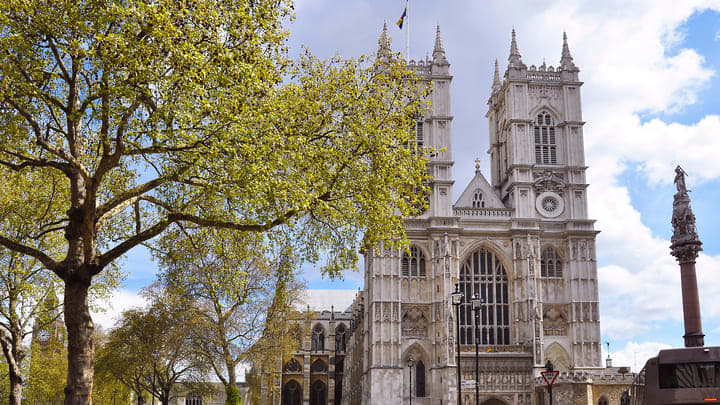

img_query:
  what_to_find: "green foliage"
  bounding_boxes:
[0,0,428,398]
[225,384,242,405]
[25,335,67,403]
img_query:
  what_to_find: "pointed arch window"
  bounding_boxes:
[335,324,347,353]
[310,380,327,405]
[534,112,558,165]
[401,246,426,277]
[598,397,608,405]
[416,360,426,397]
[282,380,302,405]
[541,247,563,278]
[459,248,510,345]
[311,324,325,352]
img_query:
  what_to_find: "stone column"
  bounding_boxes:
[670,166,704,347]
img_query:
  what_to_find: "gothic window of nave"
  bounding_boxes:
[459,248,510,345]
[282,380,302,405]
[540,247,563,278]
[335,323,347,353]
[310,380,327,405]
[311,324,325,351]
[415,360,426,397]
[402,246,426,277]
[534,112,558,165]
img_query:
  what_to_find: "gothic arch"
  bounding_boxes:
[458,240,513,278]
[544,342,571,373]
[458,245,512,345]
[403,343,430,398]
[481,398,510,405]
[335,323,347,353]
[401,244,428,277]
[528,103,562,123]
[311,323,326,352]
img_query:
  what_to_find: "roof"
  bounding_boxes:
[296,289,358,312]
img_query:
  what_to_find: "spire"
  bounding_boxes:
[432,24,448,64]
[492,59,501,92]
[560,31,577,71]
[507,28,525,69]
[377,21,391,58]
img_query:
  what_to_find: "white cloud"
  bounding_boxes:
[603,341,673,373]
[91,289,148,331]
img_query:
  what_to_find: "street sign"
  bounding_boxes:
[541,370,559,387]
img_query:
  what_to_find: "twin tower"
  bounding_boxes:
[338,26,628,405]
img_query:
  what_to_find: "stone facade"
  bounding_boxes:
[260,26,632,405]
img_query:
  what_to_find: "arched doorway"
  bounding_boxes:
[281,380,302,405]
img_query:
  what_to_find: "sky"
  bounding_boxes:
[96,0,720,375]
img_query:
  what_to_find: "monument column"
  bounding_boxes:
[669,165,704,347]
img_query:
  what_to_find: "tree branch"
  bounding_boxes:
[0,236,58,274]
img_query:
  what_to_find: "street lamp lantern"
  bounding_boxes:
[471,294,483,405]
[451,284,464,405]
[407,357,414,405]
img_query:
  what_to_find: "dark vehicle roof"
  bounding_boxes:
[657,346,720,364]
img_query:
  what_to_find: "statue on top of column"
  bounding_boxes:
[674,165,689,196]
[671,165,702,263]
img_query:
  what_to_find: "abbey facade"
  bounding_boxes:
[263,26,632,405]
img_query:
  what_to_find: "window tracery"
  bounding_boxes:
[311,324,325,352]
[402,246,426,277]
[335,324,347,353]
[282,380,302,405]
[541,247,562,278]
[459,248,510,345]
[310,380,327,405]
[534,112,558,165]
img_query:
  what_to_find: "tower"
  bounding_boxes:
[485,30,601,373]
[360,24,458,405]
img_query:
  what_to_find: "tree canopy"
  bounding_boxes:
[0,0,428,402]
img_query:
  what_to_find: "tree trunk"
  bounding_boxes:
[64,275,95,405]
[8,371,22,405]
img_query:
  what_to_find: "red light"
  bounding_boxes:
[704,399,718,402]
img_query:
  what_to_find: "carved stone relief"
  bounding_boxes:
[401,306,428,337]
[543,305,568,336]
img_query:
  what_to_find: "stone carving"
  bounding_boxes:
[402,306,428,337]
[533,170,566,192]
[543,305,568,336]
[674,165,688,195]
[671,166,702,263]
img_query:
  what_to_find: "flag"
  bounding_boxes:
[396,3,407,29]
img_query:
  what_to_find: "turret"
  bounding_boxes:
[377,21,391,59]
[559,32,580,81]
[432,24,448,65]
[491,58,502,93]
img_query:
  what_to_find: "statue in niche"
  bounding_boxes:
[580,240,587,260]
[515,241,521,259]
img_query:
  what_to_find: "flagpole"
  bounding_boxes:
[405,0,410,60]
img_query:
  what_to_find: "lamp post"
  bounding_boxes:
[451,284,464,405]
[545,360,554,405]
[407,357,414,405]
[471,294,483,405]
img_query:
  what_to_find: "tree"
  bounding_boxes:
[0,0,427,402]
[157,228,303,405]
[98,287,210,405]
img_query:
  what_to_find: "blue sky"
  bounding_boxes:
[101,0,720,373]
